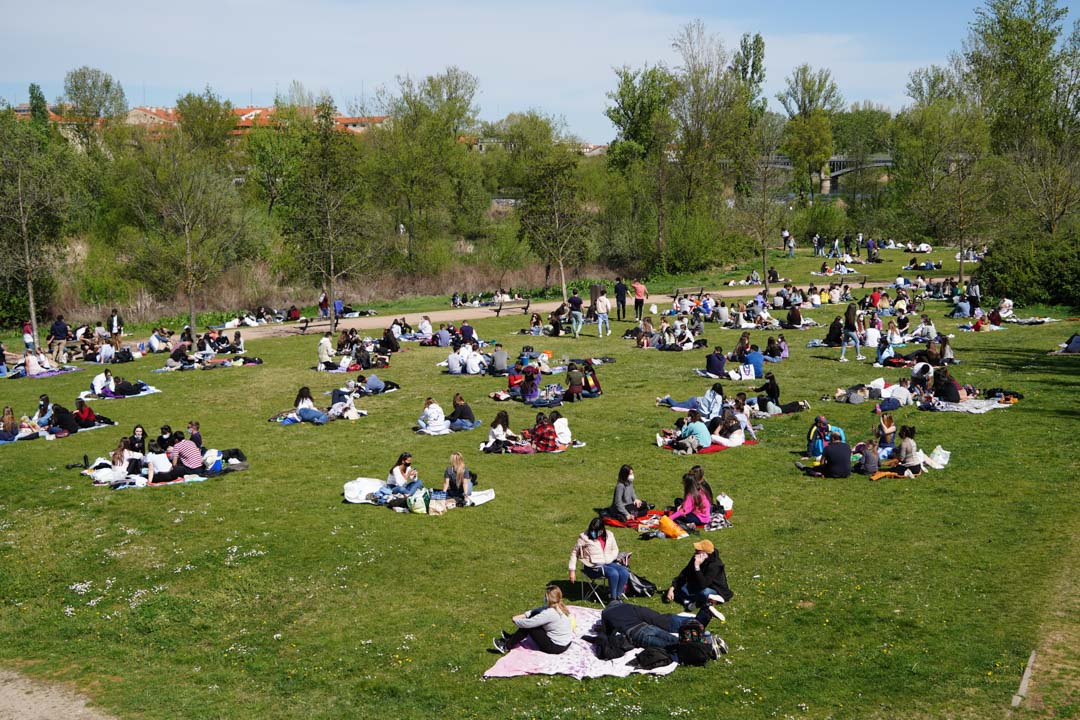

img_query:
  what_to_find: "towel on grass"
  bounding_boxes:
[483,606,677,680]
[920,399,1010,414]
[18,366,83,379]
[80,385,161,401]
[658,439,758,455]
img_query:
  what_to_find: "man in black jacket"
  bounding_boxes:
[599,601,726,664]
[664,539,734,611]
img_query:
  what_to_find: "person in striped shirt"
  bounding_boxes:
[149,432,203,483]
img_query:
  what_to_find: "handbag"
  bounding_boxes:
[658,515,688,539]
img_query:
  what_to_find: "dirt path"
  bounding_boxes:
[0,670,115,720]
[232,284,855,342]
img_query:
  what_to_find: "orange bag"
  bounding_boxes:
[658,515,688,539]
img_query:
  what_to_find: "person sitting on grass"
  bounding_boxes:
[489,343,510,376]
[668,472,712,528]
[664,539,734,611]
[609,464,649,521]
[447,393,481,431]
[664,410,712,456]
[148,431,203,483]
[884,425,923,476]
[442,451,474,505]
[317,332,336,371]
[526,412,560,453]
[481,411,520,453]
[90,369,115,397]
[855,437,880,475]
[371,452,424,502]
[416,397,451,434]
[568,517,630,603]
[564,362,585,402]
[294,387,329,425]
[797,432,852,478]
[73,398,109,429]
[492,584,575,655]
[549,410,577,448]
[708,412,745,448]
[45,404,80,436]
[805,415,845,460]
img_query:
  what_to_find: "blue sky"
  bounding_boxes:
[1,0,1076,142]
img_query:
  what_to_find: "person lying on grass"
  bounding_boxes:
[294,387,329,425]
[656,383,725,419]
[747,373,810,416]
[492,584,575,655]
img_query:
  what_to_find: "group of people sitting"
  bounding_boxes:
[796,414,925,478]
[362,451,478,507]
[281,375,399,425]
[87,369,150,398]
[500,356,602,406]
[80,421,245,487]
[317,329,399,372]
[451,290,520,308]
[415,393,484,434]
[0,394,116,442]
[477,409,581,453]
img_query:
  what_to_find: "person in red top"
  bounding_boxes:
[73,398,98,429]
[150,431,203,483]
[529,412,559,453]
[869,290,881,308]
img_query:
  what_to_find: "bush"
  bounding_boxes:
[0,275,56,328]
[663,208,722,272]
[976,226,1080,308]
[791,201,848,239]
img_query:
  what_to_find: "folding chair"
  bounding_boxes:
[581,571,608,607]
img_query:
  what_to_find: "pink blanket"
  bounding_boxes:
[483,605,678,680]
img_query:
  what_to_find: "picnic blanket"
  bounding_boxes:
[79,385,161,401]
[919,398,1010,413]
[343,477,495,507]
[657,439,757,454]
[483,605,678,680]
[603,509,668,529]
[1005,316,1060,325]
[0,422,113,446]
[9,366,84,380]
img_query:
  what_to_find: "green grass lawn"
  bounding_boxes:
[0,295,1077,719]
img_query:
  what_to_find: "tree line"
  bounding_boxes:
[2,0,1079,343]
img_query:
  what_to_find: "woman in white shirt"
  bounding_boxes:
[482,410,519,452]
[416,397,450,434]
[549,411,572,447]
[294,387,329,424]
[417,316,433,337]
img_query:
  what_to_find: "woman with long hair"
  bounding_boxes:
[668,472,712,529]
[609,464,648,520]
[482,410,518,453]
[447,393,478,431]
[492,584,575,655]
[839,303,865,362]
[442,451,474,503]
[293,387,329,425]
[0,406,17,442]
[568,516,630,603]
[416,397,450,434]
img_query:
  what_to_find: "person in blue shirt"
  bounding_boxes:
[744,345,765,379]
[672,410,712,455]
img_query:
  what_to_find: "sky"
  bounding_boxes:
[1,0,1076,142]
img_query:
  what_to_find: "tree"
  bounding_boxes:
[518,144,591,301]
[62,66,128,150]
[736,111,788,292]
[776,64,844,119]
[0,111,72,348]
[283,99,377,317]
[831,102,893,204]
[782,110,833,200]
[892,98,994,281]
[28,84,49,128]
[1006,135,1080,234]
[906,64,963,106]
[129,132,251,331]
[606,64,678,263]
[176,86,237,154]
[730,32,767,117]
[246,109,305,217]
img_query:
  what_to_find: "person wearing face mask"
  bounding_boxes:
[663,539,734,611]
[569,517,629,602]
[608,464,648,522]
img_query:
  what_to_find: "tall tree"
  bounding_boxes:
[782,110,833,200]
[176,86,237,154]
[62,66,128,150]
[518,144,591,301]
[776,63,844,119]
[28,84,49,128]
[283,99,377,317]
[892,98,993,281]
[245,108,305,217]
[0,111,72,349]
[730,32,767,117]
[737,111,789,292]
[129,132,250,332]
[606,64,678,263]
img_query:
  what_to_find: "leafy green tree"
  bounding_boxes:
[481,111,560,196]
[782,110,833,200]
[0,110,73,347]
[776,63,844,119]
[62,65,128,150]
[906,63,963,106]
[892,98,993,281]
[283,99,377,317]
[736,111,788,290]
[730,32,766,117]
[128,131,251,331]
[518,144,591,301]
[245,107,306,217]
[176,86,238,155]
[28,84,49,128]
[831,102,893,207]
[606,64,678,263]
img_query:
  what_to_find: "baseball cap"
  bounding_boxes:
[693,539,714,554]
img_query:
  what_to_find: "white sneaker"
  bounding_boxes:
[856,355,866,360]
[708,605,726,622]
[607,331,612,336]
[707,593,726,604]
[839,357,849,363]
[656,433,664,447]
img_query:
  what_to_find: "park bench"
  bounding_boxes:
[490,299,531,318]
[298,316,340,335]
[671,286,705,300]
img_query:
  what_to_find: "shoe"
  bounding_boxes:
[83,454,89,469]
[656,433,664,447]
[500,630,511,640]
[839,357,849,362]
[856,355,866,360]
[794,461,807,471]
[707,593,726,605]
[800,400,811,410]
[492,637,509,654]
[682,600,694,612]
[607,331,612,336]
[708,605,726,622]
[711,635,729,656]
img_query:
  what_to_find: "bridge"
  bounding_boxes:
[766,153,894,179]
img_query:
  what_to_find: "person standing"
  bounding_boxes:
[614,277,628,321]
[318,291,329,319]
[595,289,612,337]
[631,279,649,322]
[786,232,796,258]
[568,289,585,338]
[839,304,865,362]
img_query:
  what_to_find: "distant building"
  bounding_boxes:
[124,105,387,135]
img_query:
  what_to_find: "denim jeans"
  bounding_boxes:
[374,479,422,499]
[596,313,610,335]
[298,407,329,425]
[585,563,630,601]
[840,331,861,359]
[450,418,482,431]
[674,583,718,608]
[661,396,700,412]
[570,311,584,336]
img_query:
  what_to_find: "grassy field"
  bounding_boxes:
[0,276,1077,719]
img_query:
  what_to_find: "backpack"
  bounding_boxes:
[678,620,708,648]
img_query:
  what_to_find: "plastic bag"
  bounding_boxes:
[407,489,430,514]
[929,446,951,466]
[658,515,688,539]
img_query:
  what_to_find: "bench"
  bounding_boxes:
[298,316,340,335]
[671,286,705,300]
[490,299,531,318]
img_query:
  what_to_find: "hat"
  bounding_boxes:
[693,539,714,554]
